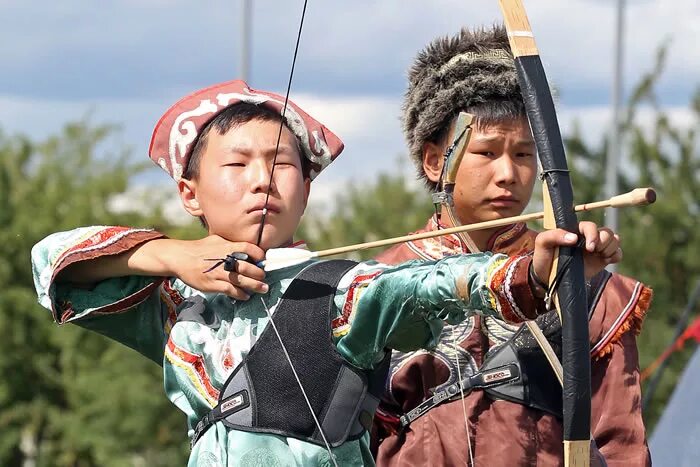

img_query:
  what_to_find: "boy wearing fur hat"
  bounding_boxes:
[31,80,621,466]
[372,26,651,466]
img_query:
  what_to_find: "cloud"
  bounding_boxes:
[2,0,696,218]
[558,104,696,142]
[2,90,693,183]
[108,184,192,225]
[0,0,697,106]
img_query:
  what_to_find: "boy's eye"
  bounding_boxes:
[516,152,534,158]
[224,163,245,167]
[274,156,300,168]
[475,151,496,157]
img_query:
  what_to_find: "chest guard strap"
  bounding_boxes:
[397,270,612,428]
[399,362,520,428]
[190,259,390,448]
[483,269,612,417]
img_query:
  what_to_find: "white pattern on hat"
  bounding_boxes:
[152,80,343,182]
[216,90,333,180]
[168,99,219,181]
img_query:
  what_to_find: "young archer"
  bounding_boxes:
[31,80,622,466]
[372,25,651,467]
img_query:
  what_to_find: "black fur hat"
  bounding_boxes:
[403,25,526,188]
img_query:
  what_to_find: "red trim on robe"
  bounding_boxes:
[166,339,220,402]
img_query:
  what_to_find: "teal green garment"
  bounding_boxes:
[31,228,509,466]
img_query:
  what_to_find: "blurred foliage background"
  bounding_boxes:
[1,47,697,465]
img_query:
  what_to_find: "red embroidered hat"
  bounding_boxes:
[149,80,344,181]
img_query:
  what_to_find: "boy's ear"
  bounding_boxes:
[422,141,445,184]
[178,178,203,217]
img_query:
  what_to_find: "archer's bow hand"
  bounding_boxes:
[532,221,622,284]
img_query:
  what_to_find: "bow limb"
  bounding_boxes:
[435,112,481,252]
[498,1,592,466]
[431,113,479,259]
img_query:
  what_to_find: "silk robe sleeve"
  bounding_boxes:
[332,254,543,369]
[31,226,193,364]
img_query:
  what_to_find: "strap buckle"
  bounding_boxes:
[399,363,520,428]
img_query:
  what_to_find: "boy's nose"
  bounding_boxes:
[249,159,275,193]
[494,155,516,185]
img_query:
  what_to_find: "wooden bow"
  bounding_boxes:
[499,1,592,465]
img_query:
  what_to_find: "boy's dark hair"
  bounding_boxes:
[403,24,529,190]
[183,102,308,181]
[182,102,308,228]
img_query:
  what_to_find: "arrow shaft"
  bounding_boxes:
[313,189,654,259]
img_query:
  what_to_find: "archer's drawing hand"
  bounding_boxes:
[532,221,622,283]
[164,235,268,300]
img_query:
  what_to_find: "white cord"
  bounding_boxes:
[259,297,339,467]
[439,215,474,467]
[452,327,474,467]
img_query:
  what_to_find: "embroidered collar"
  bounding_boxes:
[405,216,528,259]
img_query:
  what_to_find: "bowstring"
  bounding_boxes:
[255,0,308,247]
[252,1,338,465]
[435,126,474,467]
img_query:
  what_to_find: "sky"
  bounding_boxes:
[1,0,698,219]
[650,347,700,465]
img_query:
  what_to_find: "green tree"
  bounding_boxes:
[298,167,434,259]
[565,45,700,429]
[0,121,195,466]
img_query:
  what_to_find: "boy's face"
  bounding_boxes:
[179,119,310,250]
[423,117,537,225]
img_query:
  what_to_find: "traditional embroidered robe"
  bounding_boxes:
[372,218,652,467]
[31,226,545,467]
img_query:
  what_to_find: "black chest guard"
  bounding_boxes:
[184,260,390,448]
